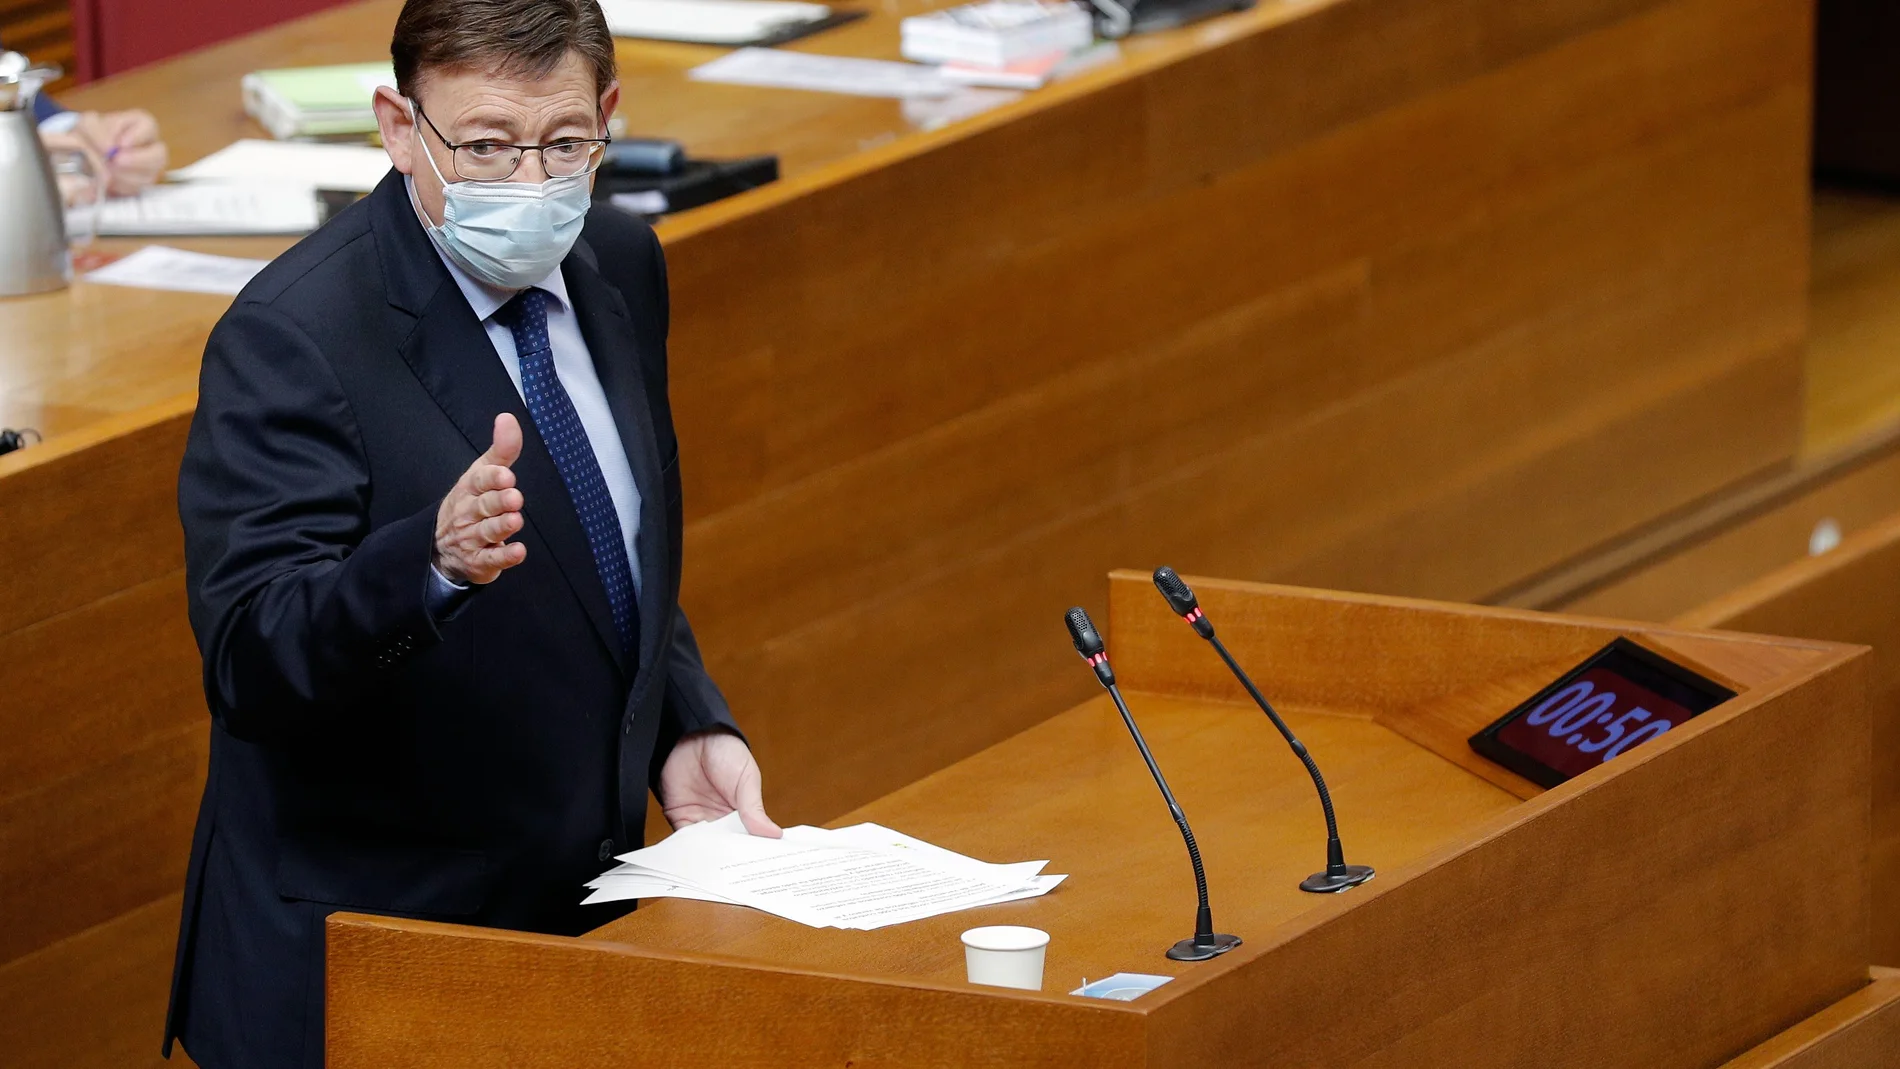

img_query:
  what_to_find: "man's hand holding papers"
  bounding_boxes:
[585,813,1066,930]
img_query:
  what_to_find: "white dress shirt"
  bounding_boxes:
[411,177,643,608]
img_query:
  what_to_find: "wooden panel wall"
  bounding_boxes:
[0,398,203,1069]
[0,0,1814,1061]
[1671,515,1900,969]
[1558,442,1900,621]
[660,0,1813,822]
[1722,968,1900,1069]
[1538,436,1900,967]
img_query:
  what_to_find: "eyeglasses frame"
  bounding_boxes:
[412,100,613,183]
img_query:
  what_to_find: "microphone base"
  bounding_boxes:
[1166,932,1242,961]
[1300,865,1375,894]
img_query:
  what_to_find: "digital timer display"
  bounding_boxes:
[1469,638,1736,788]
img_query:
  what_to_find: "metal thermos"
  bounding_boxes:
[0,55,71,297]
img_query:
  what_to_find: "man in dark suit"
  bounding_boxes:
[164,2,778,1065]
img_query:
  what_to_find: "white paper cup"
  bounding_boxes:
[961,925,1049,991]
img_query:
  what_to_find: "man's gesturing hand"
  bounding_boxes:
[434,413,528,585]
[659,730,782,837]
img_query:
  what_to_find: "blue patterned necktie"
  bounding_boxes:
[495,288,637,658]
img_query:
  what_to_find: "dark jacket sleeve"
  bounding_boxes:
[179,299,441,740]
[662,608,738,735]
[637,222,743,760]
[32,91,66,124]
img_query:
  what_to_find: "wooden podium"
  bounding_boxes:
[326,573,1875,1067]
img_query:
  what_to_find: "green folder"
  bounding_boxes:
[241,62,393,140]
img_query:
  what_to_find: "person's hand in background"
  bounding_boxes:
[37,125,107,208]
[77,109,167,195]
[38,109,168,205]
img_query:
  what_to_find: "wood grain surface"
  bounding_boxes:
[1559,435,1900,623]
[1536,451,1900,967]
[0,399,208,1067]
[0,0,1818,1062]
[0,895,199,1069]
[1807,191,1900,456]
[1720,968,1900,1069]
[326,581,1873,1067]
[1671,515,1900,969]
[0,0,1814,826]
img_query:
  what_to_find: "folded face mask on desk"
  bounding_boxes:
[411,104,591,290]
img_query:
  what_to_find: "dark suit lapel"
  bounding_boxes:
[370,175,628,675]
[563,249,668,688]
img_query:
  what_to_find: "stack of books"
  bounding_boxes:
[900,0,1096,88]
[241,63,393,141]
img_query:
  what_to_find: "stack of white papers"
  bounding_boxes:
[171,139,392,194]
[585,812,1066,930]
[76,182,320,237]
[688,48,954,99]
[84,245,271,296]
[900,0,1094,68]
[600,0,834,44]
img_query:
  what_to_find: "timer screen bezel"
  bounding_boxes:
[1468,637,1736,789]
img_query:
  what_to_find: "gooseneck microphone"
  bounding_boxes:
[1065,607,1241,962]
[1152,567,1374,894]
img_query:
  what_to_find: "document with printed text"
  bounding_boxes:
[584,812,1065,929]
[84,245,271,296]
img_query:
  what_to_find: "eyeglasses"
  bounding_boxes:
[413,102,611,182]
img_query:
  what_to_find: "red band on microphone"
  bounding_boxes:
[1185,607,1204,624]
[1087,652,1108,667]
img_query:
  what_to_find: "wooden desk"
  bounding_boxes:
[3,0,1818,820]
[326,574,1874,1066]
[1534,435,1900,966]
[1722,968,1900,1069]
[0,0,1816,1064]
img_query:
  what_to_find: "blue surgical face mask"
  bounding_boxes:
[410,101,593,290]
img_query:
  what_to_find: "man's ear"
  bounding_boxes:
[599,81,622,134]
[373,85,417,175]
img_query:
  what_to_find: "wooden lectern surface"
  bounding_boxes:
[589,695,1521,989]
[327,576,1873,1068]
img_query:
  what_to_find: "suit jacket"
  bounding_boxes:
[165,171,737,1068]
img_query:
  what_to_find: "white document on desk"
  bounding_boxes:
[589,813,1064,928]
[78,182,321,237]
[600,0,832,44]
[689,48,953,98]
[171,139,392,193]
[84,245,271,296]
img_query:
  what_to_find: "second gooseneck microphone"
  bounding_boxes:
[1152,567,1375,894]
[1066,607,1241,962]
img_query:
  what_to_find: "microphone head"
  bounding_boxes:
[1065,606,1106,658]
[1153,566,1199,615]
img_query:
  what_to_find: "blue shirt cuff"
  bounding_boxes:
[425,562,477,622]
[32,93,68,127]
